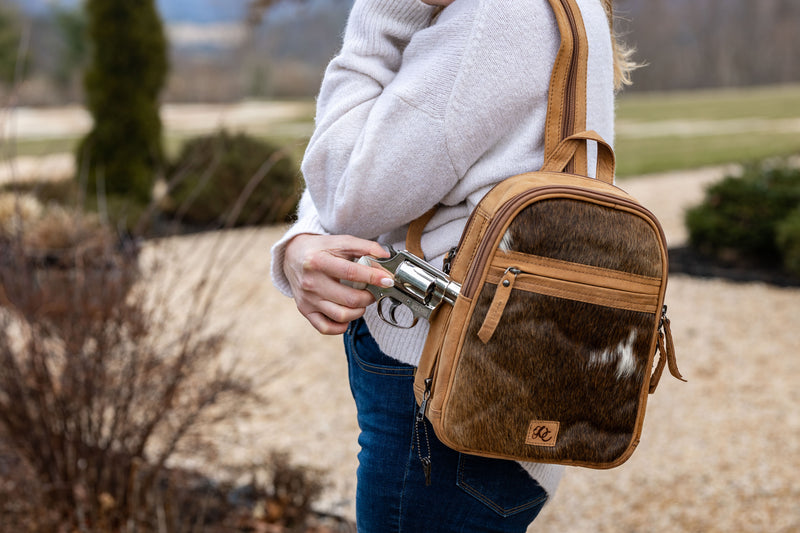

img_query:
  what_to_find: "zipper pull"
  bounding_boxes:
[417,378,432,422]
[649,305,686,393]
[477,267,520,344]
[414,379,433,486]
[421,456,432,486]
[442,246,458,275]
[660,306,686,383]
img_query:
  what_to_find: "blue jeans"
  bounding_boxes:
[344,318,547,533]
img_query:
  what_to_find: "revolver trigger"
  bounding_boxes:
[376,297,418,329]
[388,299,402,325]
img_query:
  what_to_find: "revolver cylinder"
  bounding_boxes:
[395,261,459,309]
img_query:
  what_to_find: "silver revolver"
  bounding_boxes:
[347,247,461,328]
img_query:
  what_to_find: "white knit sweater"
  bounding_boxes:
[271,0,615,499]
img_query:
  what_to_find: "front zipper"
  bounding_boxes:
[460,186,665,298]
[476,261,661,343]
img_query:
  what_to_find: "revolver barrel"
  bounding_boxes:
[395,261,459,309]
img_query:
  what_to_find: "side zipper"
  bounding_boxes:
[414,378,433,486]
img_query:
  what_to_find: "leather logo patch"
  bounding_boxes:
[526,420,560,447]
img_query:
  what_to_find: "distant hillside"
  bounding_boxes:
[10,0,799,99]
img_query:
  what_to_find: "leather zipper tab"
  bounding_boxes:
[477,267,520,344]
[649,305,686,393]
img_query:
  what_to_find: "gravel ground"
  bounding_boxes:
[149,167,800,533]
[6,104,797,530]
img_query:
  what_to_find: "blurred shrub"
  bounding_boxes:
[2,180,158,238]
[0,194,137,321]
[685,162,800,268]
[0,202,260,531]
[0,179,78,206]
[776,207,800,276]
[167,130,300,227]
[0,192,42,236]
[78,0,167,203]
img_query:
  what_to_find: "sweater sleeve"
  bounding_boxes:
[302,0,565,240]
[301,0,462,239]
[269,190,328,297]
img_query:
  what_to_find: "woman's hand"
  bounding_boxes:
[284,234,394,335]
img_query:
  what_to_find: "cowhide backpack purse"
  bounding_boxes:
[402,0,686,470]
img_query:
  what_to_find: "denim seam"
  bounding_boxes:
[352,345,415,377]
[397,414,418,533]
[456,455,548,517]
[348,321,415,378]
[354,356,415,377]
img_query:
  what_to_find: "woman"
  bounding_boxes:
[271,0,634,530]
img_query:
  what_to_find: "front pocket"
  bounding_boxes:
[456,454,548,518]
[477,253,662,343]
[442,282,660,464]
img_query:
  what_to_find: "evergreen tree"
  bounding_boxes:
[0,5,26,85]
[78,0,167,203]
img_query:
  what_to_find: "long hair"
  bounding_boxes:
[600,0,639,90]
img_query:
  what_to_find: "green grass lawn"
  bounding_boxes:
[8,84,800,179]
[615,83,800,178]
[616,84,800,122]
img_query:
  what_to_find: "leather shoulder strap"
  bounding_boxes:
[406,0,595,255]
[405,206,438,259]
[544,0,589,176]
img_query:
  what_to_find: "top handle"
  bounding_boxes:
[541,130,616,185]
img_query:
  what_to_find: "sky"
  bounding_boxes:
[16,0,248,23]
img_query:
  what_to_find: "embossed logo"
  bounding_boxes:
[526,420,560,447]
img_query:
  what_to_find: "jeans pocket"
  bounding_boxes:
[456,453,548,518]
[345,319,415,378]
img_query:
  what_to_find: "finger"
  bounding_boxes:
[332,282,378,308]
[328,235,390,260]
[295,279,373,318]
[304,275,377,309]
[297,294,366,334]
[304,311,350,336]
[307,252,394,289]
[315,298,367,325]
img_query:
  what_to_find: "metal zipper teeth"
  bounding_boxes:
[461,185,665,298]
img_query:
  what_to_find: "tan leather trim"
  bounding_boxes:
[406,206,438,260]
[569,0,589,176]
[429,294,474,416]
[544,0,575,159]
[413,303,451,405]
[526,420,560,448]
[485,267,659,313]
[449,207,489,283]
[541,131,616,184]
[477,269,518,343]
[494,252,661,292]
